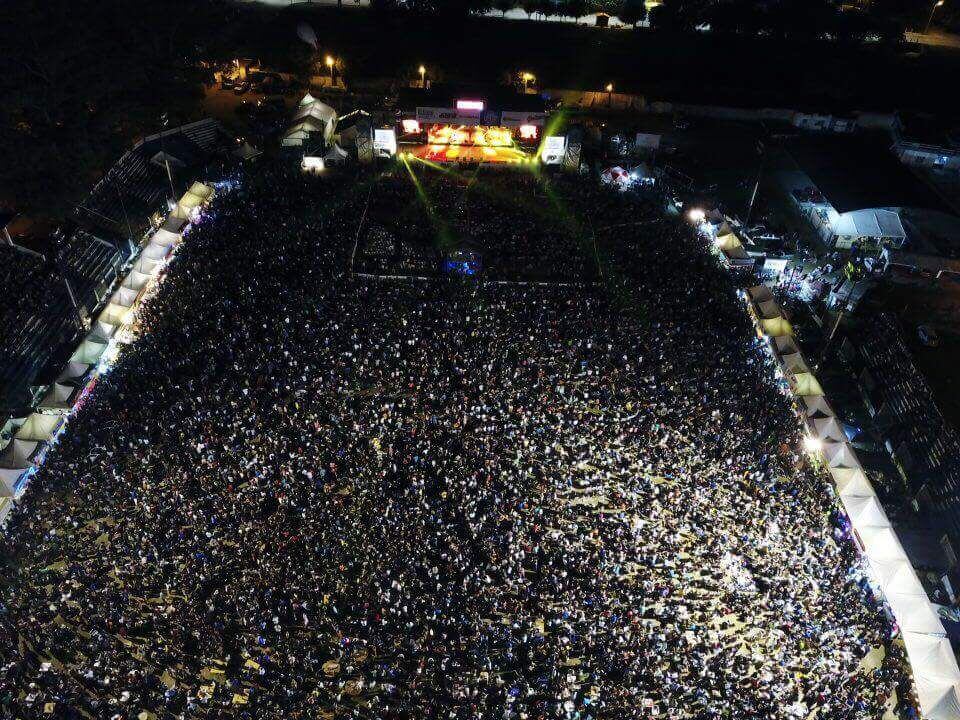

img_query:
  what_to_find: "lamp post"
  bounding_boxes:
[419,65,426,88]
[925,0,945,34]
[521,72,535,93]
[325,55,335,85]
[606,83,614,107]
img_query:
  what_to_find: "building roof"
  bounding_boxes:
[833,209,906,240]
[786,134,952,215]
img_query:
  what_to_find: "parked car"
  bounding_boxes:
[233,82,249,95]
[221,77,236,90]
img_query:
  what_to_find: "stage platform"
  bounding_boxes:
[405,144,535,165]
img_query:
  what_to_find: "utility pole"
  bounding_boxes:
[160,112,177,204]
[745,138,765,227]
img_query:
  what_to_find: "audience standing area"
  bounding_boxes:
[0,159,946,720]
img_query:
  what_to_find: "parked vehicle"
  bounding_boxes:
[233,82,249,95]
[918,325,940,347]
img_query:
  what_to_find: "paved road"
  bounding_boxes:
[906,30,960,50]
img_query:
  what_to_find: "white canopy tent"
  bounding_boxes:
[173,182,215,220]
[15,413,62,442]
[39,383,79,413]
[756,300,783,320]
[71,336,108,365]
[802,395,835,420]
[812,416,846,442]
[122,269,152,293]
[0,439,39,469]
[58,362,91,384]
[841,494,890,529]
[0,468,25,498]
[790,372,823,397]
[773,335,802,358]
[830,467,875,498]
[111,286,139,308]
[133,253,163,275]
[747,285,774,304]
[760,317,793,338]
[98,303,131,329]
[906,636,960,683]
[781,353,810,376]
[824,441,861,469]
[915,679,960,720]
[857,524,907,562]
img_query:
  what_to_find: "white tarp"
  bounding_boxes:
[142,242,170,262]
[15,413,62,442]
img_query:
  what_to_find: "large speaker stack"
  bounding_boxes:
[356,116,374,164]
[563,126,584,173]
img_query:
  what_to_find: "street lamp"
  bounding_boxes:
[925,0,945,34]
[325,55,335,84]
[521,71,535,93]
[606,83,614,107]
[419,64,426,88]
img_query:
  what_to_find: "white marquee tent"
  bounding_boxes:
[15,413,62,443]
[39,383,79,413]
[812,416,846,442]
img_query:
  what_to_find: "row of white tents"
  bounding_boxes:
[0,183,216,524]
[746,284,960,720]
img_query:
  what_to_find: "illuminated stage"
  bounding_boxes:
[406,144,535,165]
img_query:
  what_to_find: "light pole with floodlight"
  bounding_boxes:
[925,0,945,34]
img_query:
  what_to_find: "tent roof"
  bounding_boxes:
[747,285,773,303]
[761,317,793,338]
[834,208,906,240]
[791,371,823,397]
[813,416,846,441]
[841,493,890,529]
[756,299,782,320]
[801,394,834,419]
[830,467,874,497]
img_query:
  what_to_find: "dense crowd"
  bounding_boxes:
[0,164,913,719]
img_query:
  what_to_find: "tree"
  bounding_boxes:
[619,0,647,26]
[565,0,589,22]
[522,0,543,18]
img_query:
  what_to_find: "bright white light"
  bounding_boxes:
[518,124,538,140]
[803,435,822,454]
[402,118,421,134]
[456,100,484,111]
[688,208,706,224]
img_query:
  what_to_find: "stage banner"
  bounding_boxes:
[501,111,547,127]
[416,107,483,126]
